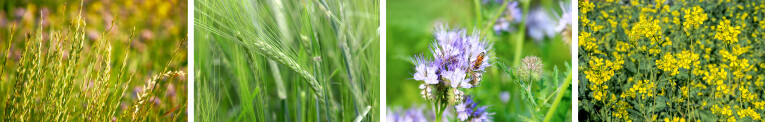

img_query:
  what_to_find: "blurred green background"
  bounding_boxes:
[0,0,187,120]
[386,0,572,121]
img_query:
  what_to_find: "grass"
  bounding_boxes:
[194,0,379,121]
[0,0,187,121]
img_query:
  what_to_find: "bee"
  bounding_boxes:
[472,52,485,70]
[469,52,486,86]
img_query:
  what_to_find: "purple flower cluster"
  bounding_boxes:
[525,7,557,42]
[553,1,572,34]
[492,1,573,44]
[493,1,523,34]
[553,1,572,44]
[413,24,492,103]
[454,96,493,122]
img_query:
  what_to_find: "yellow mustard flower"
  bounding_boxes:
[683,6,708,35]
[657,52,679,76]
[714,19,742,44]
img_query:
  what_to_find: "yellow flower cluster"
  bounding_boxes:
[627,15,662,41]
[677,50,700,69]
[681,86,689,98]
[741,87,758,102]
[712,105,733,117]
[702,64,727,86]
[657,50,700,76]
[656,53,679,76]
[758,75,765,87]
[664,117,686,122]
[683,6,708,35]
[622,79,655,99]
[613,100,632,120]
[585,56,623,101]
[754,101,765,110]
[738,107,761,120]
[614,41,631,52]
[579,32,598,52]
[580,1,594,14]
[714,19,742,44]
[721,46,754,79]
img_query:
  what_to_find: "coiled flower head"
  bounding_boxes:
[516,56,544,81]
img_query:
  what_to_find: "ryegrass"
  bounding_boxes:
[0,1,187,121]
[194,0,379,121]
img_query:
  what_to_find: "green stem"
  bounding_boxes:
[480,1,508,37]
[513,1,531,65]
[434,102,443,122]
[543,72,572,122]
[473,0,482,30]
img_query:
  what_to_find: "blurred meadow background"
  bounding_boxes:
[195,0,378,121]
[0,0,187,121]
[386,0,572,121]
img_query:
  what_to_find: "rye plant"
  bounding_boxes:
[0,1,187,121]
[194,0,379,121]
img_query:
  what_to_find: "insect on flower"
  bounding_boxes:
[469,52,486,86]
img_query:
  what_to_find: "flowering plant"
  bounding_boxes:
[387,0,572,121]
[579,0,765,121]
[413,24,493,121]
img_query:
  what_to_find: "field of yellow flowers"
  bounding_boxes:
[578,0,765,121]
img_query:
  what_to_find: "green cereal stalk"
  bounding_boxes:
[1,24,16,79]
[243,35,326,104]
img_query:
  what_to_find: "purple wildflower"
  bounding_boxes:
[526,7,556,42]
[500,91,511,103]
[481,0,504,4]
[494,1,523,34]
[443,69,468,88]
[413,24,493,103]
[413,55,439,84]
[552,1,573,44]
[552,1,572,33]
[388,105,450,122]
[454,96,493,121]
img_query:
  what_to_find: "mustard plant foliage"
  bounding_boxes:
[579,0,765,121]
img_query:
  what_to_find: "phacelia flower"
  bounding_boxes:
[412,24,493,104]
[499,91,510,103]
[552,1,572,44]
[454,96,493,122]
[387,106,428,122]
[413,55,439,84]
[493,1,523,34]
[526,7,556,42]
